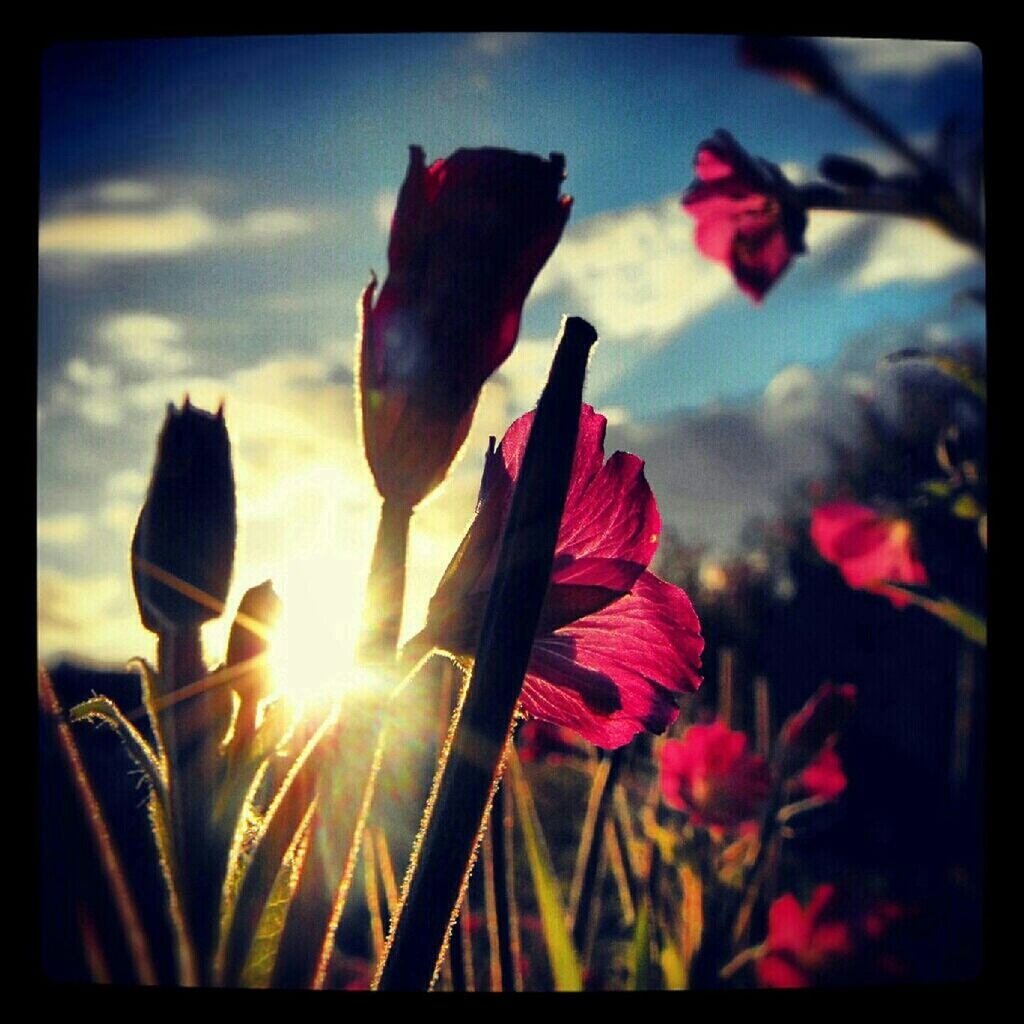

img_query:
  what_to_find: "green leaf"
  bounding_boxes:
[951,493,984,520]
[508,752,583,991]
[70,695,168,808]
[239,799,318,988]
[881,584,987,646]
[659,934,685,991]
[628,896,652,990]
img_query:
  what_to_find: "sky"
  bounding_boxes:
[37,33,985,671]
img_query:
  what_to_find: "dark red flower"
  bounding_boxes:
[791,746,847,803]
[516,718,584,764]
[810,502,928,608]
[757,886,907,988]
[660,721,769,828]
[359,146,572,508]
[422,404,703,748]
[681,130,807,302]
[777,682,857,778]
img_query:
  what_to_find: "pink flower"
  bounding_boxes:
[423,404,703,748]
[777,682,857,778]
[359,146,572,508]
[810,502,928,608]
[757,886,907,988]
[792,746,847,803]
[516,718,584,764]
[681,130,807,302]
[659,721,769,828]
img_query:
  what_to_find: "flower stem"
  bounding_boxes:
[569,748,626,958]
[359,499,413,666]
[374,316,598,991]
[38,666,158,986]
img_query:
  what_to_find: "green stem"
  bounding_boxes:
[359,499,413,666]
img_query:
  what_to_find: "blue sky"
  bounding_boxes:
[37,34,985,669]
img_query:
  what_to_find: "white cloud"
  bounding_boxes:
[105,468,148,498]
[820,38,979,77]
[37,568,150,665]
[101,500,139,533]
[96,312,190,373]
[468,33,535,58]
[533,195,735,357]
[39,205,218,258]
[374,189,397,234]
[38,513,90,546]
[65,357,117,389]
[846,217,979,290]
[39,201,319,263]
[92,179,163,205]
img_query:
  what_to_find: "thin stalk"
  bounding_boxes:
[373,827,400,919]
[364,827,386,968]
[754,675,771,760]
[38,667,158,986]
[482,783,520,991]
[359,499,413,665]
[718,647,735,729]
[375,316,598,991]
[569,749,625,956]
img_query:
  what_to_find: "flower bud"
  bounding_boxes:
[131,398,237,633]
[358,145,572,507]
[776,682,857,778]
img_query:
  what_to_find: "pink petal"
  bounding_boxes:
[522,571,703,748]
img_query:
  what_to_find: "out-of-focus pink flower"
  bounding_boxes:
[777,682,857,777]
[423,404,703,749]
[792,746,847,803]
[757,886,907,988]
[660,721,769,828]
[516,718,584,764]
[681,130,807,302]
[359,146,572,508]
[810,502,928,608]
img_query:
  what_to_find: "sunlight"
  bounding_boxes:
[267,552,380,713]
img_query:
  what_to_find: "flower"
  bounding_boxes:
[516,718,584,764]
[422,404,703,748]
[681,129,807,302]
[659,721,769,827]
[791,746,847,803]
[131,398,236,632]
[777,682,857,778]
[810,502,928,608]
[757,886,907,988]
[359,146,572,508]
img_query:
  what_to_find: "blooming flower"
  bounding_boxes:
[516,718,584,764]
[757,885,907,988]
[681,129,807,302]
[422,404,703,748]
[660,721,769,827]
[359,145,572,508]
[810,502,928,608]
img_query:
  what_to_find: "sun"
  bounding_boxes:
[265,552,381,713]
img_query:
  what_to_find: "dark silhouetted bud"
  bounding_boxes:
[131,398,237,633]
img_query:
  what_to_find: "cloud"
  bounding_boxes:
[374,189,397,234]
[819,38,979,77]
[38,513,90,546]
[91,179,163,205]
[105,468,148,498]
[96,312,191,373]
[37,568,150,665]
[468,33,535,58]
[65,357,117,389]
[39,199,320,264]
[532,195,735,394]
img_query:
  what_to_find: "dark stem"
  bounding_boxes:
[484,783,520,991]
[375,316,597,992]
[359,499,413,665]
[829,85,985,249]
